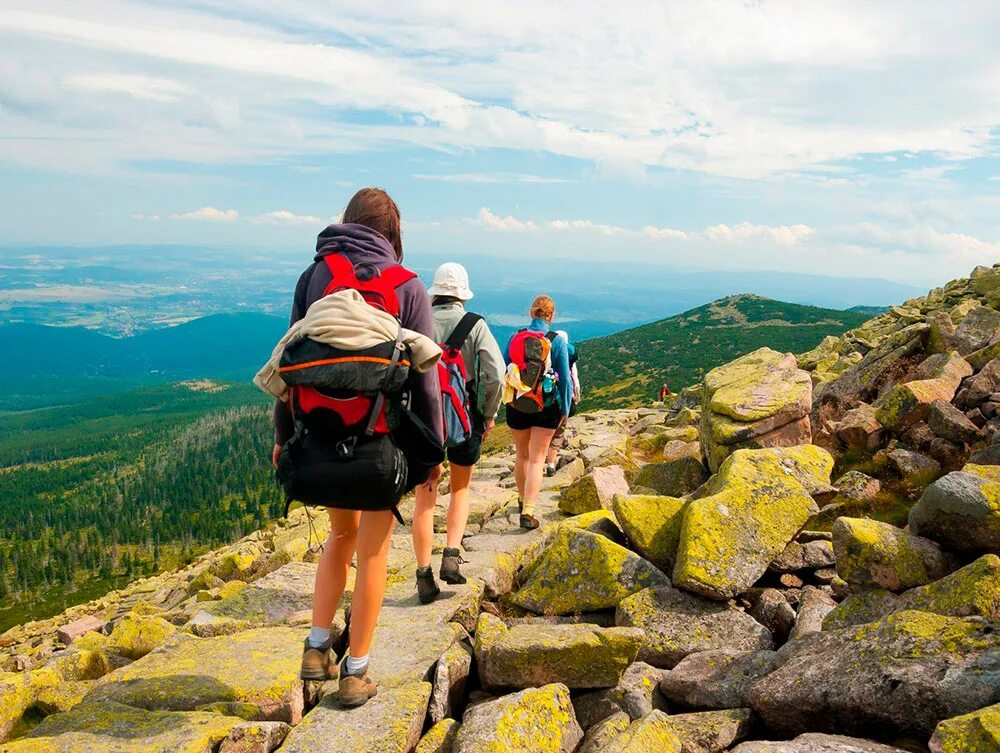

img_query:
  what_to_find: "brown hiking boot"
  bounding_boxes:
[339,661,377,707]
[520,513,540,530]
[300,637,336,681]
[416,566,441,604]
[440,547,467,585]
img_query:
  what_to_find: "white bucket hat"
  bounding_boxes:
[428,262,474,301]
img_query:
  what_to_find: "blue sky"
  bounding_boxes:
[1,1,999,287]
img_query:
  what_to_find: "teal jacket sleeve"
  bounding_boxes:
[551,336,572,416]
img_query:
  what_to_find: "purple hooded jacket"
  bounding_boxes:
[272,223,443,446]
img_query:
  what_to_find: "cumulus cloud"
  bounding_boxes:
[169,206,238,222]
[131,213,160,221]
[251,210,322,225]
[413,172,570,184]
[476,207,536,231]
[704,222,815,247]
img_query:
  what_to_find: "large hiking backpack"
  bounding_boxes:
[438,312,482,447]
[506,329,557,414]
[276,254,419,517]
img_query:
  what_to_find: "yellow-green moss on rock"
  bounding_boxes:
[909,464,1000,553]
[511,527,669,615]
[930,703,1000,753]
[454,683,583,753]
[612,494,687,571]
[416,718,459,753]
[662,708,752,753]
[673,447,830,600]
[107,611,176,660]
[34,680,95,715]
[603,709,683,753]
[0,667,60,742]
[874,352,972,430]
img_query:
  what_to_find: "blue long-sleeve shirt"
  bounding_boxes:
[504,318,573,417]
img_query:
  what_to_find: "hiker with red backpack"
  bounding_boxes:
[262,188,443,708]
[503,295,573,529]
[410,262,505,603]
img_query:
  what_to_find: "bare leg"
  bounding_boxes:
[522,427,557,516]
[411,480,438,569]
[511,428,530,501]
[445,464,475,549]
[347,509,396,659]
[311,509,360,630]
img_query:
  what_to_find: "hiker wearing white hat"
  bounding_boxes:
[411,262,505,603]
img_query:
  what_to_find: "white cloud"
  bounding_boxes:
[642,225,690,241]
[65,73,188,103]
[413,172,570,184]
[131,213,160,221]
[169,206,238,222]
[251,210,321,225]
[704,222,815,247]
[476,207,536,231]
[546,219,625,235]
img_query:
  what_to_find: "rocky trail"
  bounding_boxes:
[4,265,1000,752]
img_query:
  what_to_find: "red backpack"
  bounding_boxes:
[506,329,556,414]
[437,313,483,447]
[280,254,416,438]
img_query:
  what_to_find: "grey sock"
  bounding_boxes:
[306,626,331,648]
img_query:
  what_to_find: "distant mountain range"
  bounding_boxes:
[578,294,873,409]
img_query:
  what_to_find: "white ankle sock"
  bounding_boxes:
[307,626,331,648]
[345,654,369,675]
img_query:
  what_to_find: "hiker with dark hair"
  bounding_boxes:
[268,187,443,708]
[545,329,580,476]
[502,295,572,529]
[411,262,505,603]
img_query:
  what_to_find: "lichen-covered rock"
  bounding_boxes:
[416,718,459,753]
[832,517,957,592]
[615,587,773,668]
[887,448,941,487]
[929,703,1000,753]
[280,681,431,753]
[33,680,95,715]
[659,649,780,710]
[56,616,105,646]
[572,662,666,728]
[577,711,631,753]
[631,458,706,498]
[874,352,972,430]
[662,708,752,753]
[511,527,669,615]
[0,700,243,753]
[454,683,583,753]
[731,734,911,752]
[0,666,61,742]
[106,610,176,660]
[789,587,837,640]
[602,709,683,753]
[673,446,831,600]
[218,720,290,753]
[558,466,630,515]
[612,494,687,571]
[952,304,1000,354]
[194,562,317,628]
[835,404,885,451]
[474,613,642,690]
[554,509,626,546]
[909,464,1000,552]
[85,627,304,723]
[824,554,1000,629]
[662,439,702,463]
[769,539,836,572]
[430,639,472,724]
[749,610,1000,738]
[929,399,983,444]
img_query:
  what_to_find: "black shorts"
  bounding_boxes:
[506,402,564,431]
[447,426,483,467]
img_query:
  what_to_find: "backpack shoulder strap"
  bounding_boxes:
[545,330,559,342]
[321,254,357,295]
[378,264,418,289]
[444,312,483,351]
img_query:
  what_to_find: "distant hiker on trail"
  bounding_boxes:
[658,383,671,402]
[411,262,505,604]
[545,329,581,477]
[264,187,444,708]
[503,295,572,529]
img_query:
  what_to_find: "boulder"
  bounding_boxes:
[512,527,670,615]
[416,719,460,753]
[429,639,472,724]
[0,666,61,742]
[572,662,667,728]
[749,588,795,643]
[769,539,835,572]
[454,683,583,753]
[631,458,706,497]
[964,357,1000,405]
[473,613,642,690]
[192,562,318,630]
[601,709,683,753]
[929,399,983,444]
[659,649,780,710]
[832,517,957,592]
[542,457,585,491]
[789,587,837,640]
[909,464,1000,552]
[615,587,773,668]
[34,680,95,715]
[555,509,627,546]
[929,703,1000,753]
[57,616,106,646]
[952,304,1000,354]
[559,466,630,515]
[835,470,882,501]
[662,708,752,753]
[577,711,631,753]
[106,610,176,660]
[749,610,1000,738]
[662,440,702,463]
[0,700,243,753]
[732,734,911,752]
[834,404,885,451]
[218,721,290,753]
[875,352,972,431]
[85,627,304,723]
[673,446,831,600]
[280,681,430,753]
[612,494,687,571]
[888,448,941,487]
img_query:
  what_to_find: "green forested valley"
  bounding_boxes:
[0,382,280,631]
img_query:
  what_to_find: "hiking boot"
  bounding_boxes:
[519,513,540,530]
[416,566,441,604]
[338,660,377,707]
[440,547,467,585]
[300,637,336,681]
[545,463,556,477]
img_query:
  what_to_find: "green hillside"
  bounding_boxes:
[578,294,872,409]
[0,381,280,630]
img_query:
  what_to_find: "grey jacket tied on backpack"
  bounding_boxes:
[432,301,505,420]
